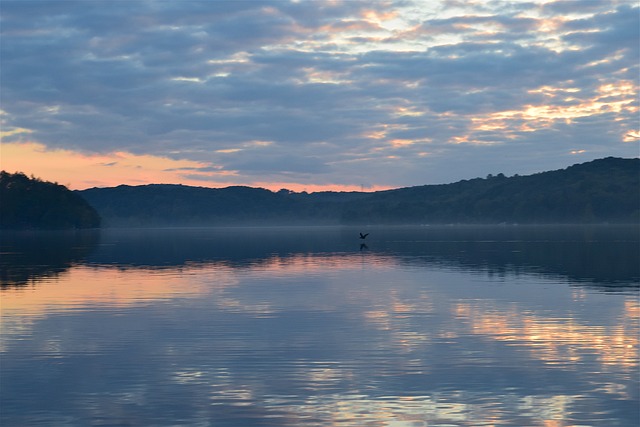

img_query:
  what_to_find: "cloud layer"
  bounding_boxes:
[1,0,638,189]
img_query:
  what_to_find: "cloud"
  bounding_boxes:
[1,0,637,189]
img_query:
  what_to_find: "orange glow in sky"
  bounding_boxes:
[1,1,637,191]
[0,141,388,192]
[1,141,212,189]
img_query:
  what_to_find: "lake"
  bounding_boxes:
[1,225,638,426]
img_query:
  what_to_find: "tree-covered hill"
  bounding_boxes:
[80,184,298,227]
[79,157,639,227]
[341,157,639,224]
[0,172,101,229]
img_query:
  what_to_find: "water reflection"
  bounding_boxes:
[454,301,639,371]
[0,265,219,317]
[86,224,640,290]
[1,226,638,426]
[2,226,638,289]
[0,230,99,287]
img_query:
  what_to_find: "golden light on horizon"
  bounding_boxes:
[0,141,216,189]
[243,180,391,193]
[0,141,386,193]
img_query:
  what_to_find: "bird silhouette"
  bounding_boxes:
[359,232,369,240]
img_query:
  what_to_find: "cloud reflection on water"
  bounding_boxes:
[1,226,638,426]
[454,301,638,371]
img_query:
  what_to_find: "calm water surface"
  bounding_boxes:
[1,226,638,426]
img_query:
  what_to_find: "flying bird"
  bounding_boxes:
[359,232,369,240]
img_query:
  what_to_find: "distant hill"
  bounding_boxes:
[0,172,101,229]
[79,157,639,227]
[340,156,640,224]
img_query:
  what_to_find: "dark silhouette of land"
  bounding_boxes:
[0,171,100,229]
[78,157,639,227]
[1,157,637,229]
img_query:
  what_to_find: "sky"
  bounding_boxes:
[1,0,638,192]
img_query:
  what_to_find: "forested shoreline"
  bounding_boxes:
[80,157,639,227]
[0,172,100,229]
[1,157,637,229]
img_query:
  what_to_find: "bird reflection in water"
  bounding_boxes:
[359,232,369,251]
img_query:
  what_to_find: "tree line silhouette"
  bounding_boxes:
[1,157,637,229]
[0,171,100,229]
[80,157,639,227]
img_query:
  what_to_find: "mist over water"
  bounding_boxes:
[1,226,638,426]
